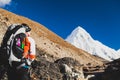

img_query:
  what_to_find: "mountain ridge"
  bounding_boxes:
[66,26,120,61]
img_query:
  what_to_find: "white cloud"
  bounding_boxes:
[0,0,11,7]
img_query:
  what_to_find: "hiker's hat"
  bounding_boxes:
[22,23,31,32]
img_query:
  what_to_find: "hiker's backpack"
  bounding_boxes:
[1,24,26,66]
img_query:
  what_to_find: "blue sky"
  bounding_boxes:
[1,0,120,50]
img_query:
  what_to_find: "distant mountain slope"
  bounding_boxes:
[66,26,120,61]
[0,8,103,66]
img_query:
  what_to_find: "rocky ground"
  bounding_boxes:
[0,43,120,80]
[0,48,88,80]
[85,58,120,80]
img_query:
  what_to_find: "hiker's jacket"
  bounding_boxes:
[28,37,36,60]
[23,37,36,60]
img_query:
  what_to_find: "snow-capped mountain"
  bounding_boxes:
[66,26,120,61]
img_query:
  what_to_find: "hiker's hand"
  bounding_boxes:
[21,58,32,66]
[21,58,26,63]
[23,52,28,58]
[26,59,32,66]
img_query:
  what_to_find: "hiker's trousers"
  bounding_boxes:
[7,66,30,80]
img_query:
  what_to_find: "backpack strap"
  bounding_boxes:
[1,24,20,48]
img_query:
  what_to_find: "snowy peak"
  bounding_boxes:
[66,26,120,61]
[72,26,87,34]
[70,26,93,41]
[66,26,94,52]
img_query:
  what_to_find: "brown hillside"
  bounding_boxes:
[0,8,103,67]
